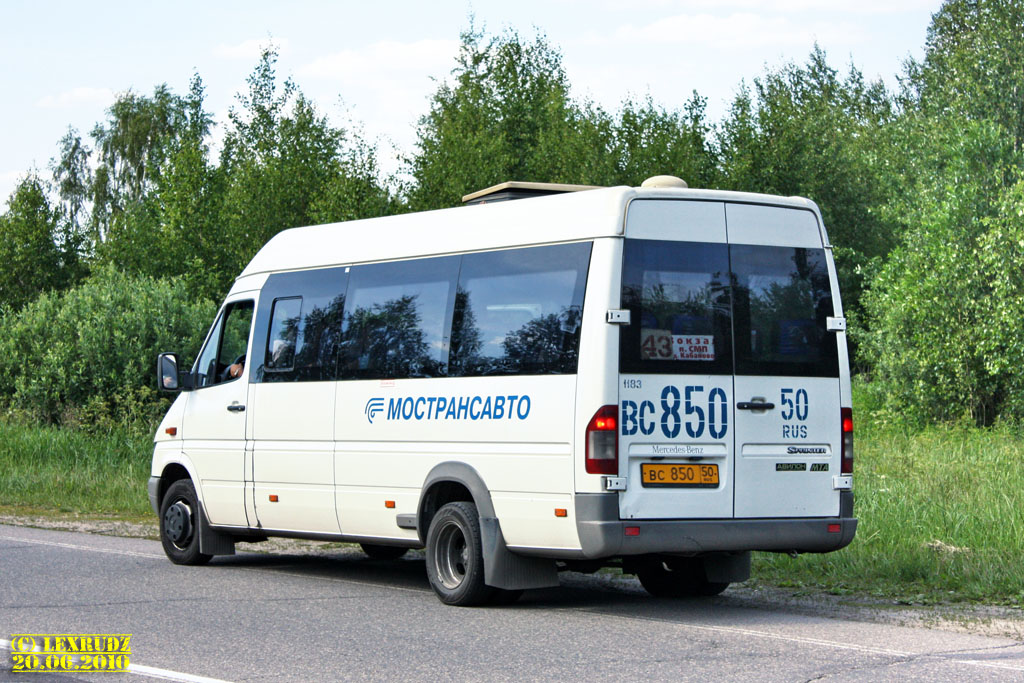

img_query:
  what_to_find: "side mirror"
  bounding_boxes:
[157,352,193,392]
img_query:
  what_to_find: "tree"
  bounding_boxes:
[859,0,1024,424]
[717,46,900,326]
[408,27,602,210]
[0,174,79,310]
[89,84,191,247]
[219,48,396,294]
[49,127,91,261]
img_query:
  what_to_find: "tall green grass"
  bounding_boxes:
[753,419,1024,605]
[0,421,152,517]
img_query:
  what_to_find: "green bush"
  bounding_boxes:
[0,266,215,430]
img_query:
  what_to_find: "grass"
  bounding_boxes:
[0,421,153,518]
[2,402,1024,606]
[752,419,1024,606]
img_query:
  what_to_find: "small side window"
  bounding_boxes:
[265,297,301,372]
[193,300,255,387]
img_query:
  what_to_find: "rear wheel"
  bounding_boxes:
[425,502,493,606]
[159,479,212,566]
[634,557,728,598]
[359,543,409,560]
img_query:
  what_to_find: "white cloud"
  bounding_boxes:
[299,39,458,84]
[614,13,864,48]
[214,37,290,60]
[35,87,114,109]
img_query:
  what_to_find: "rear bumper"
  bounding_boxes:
[575,492,857,558]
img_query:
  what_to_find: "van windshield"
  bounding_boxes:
[620,239,838,378]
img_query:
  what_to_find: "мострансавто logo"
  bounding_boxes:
[364,394,531,424]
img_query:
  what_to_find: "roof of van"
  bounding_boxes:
[237,185,820,278]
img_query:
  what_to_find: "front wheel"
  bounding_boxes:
[634,557,728,598]
[425,502,493,606]
[159,479,212,566]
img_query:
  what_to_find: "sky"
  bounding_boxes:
[0,0,940,203]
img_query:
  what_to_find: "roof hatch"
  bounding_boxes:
[462,181,602,205]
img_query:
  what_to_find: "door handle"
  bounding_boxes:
[227,404,246,412]
[737,401,775,410]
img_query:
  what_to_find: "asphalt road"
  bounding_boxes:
[1,523,1023,682]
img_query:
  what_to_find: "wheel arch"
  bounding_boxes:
[416,462,495,545]
[416,461,559,592]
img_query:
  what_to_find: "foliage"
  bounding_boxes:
[0,420,153,516]
[0,266,214,430]
[753,397,1024,604]
[716,47,899,316]
[409,27,721,210]
[859,0,1024,424]
[0,174,84,310]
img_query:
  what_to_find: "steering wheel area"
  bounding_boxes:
[219,354,246,383]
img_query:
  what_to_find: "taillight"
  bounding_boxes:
[841,407,853,475]
[585,405,618,475]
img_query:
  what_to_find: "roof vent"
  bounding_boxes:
[462,181,601,205]
[641,175,688,189]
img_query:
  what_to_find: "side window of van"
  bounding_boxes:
[620,240,733,375]
[193,300,255,388]
[340,256,459,379]
[450,243,591,377]
[731,245,838,377]
[252,268,348,383]
[265,297,301,372]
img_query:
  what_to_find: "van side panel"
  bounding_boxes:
[333,375,578,549]
[573,237,623,496]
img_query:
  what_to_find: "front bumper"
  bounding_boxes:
[148,476,161,516]
[575,492,857,558]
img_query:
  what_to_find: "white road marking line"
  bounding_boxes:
[0,639,232,682]
[566,608,1024,672]
[0,535,164,559]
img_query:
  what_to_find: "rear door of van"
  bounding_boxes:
[618,199,843,520]
[727,203,842,517]
[618,200,735,520]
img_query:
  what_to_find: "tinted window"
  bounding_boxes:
[620,240,733,375]
[193,300,254,388]
[341,256,459,379]
[450,243,591,376]
[265,297,301,371]
[252,268,348,382]
[732,245,838,377]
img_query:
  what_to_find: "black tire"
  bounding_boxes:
[635,557,729,598]
[159,479,212,566]
[359,543,409,560]
[425,502,493,606]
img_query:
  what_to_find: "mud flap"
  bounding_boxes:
[480,516,558,590]
[198,503,236,556]
[702,551,751,583]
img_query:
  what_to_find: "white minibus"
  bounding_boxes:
[152,175,856,605]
